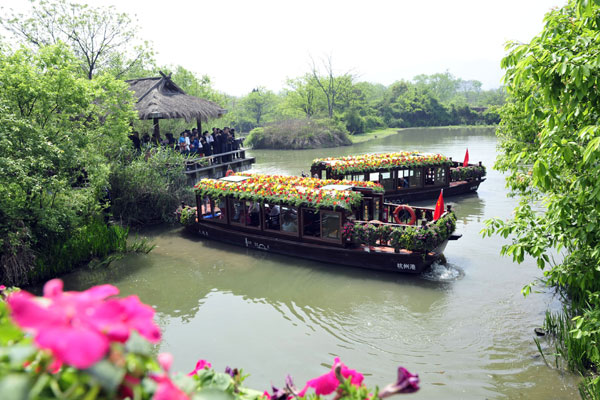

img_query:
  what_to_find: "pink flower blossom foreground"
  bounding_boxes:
[298,357,364,397]
[379,367,420,397]
[7,279,161,369]
[188,359,212,376]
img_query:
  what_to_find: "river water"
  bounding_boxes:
[62,127,579,399]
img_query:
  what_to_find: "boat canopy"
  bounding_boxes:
[312,151,452,175]
[194,173,383,210]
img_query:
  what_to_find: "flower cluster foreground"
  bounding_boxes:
[0,282,419,399]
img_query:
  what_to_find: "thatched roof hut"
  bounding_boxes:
[126,71,226,134]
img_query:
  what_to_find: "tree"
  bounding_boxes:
[284,75,323,118]
[311,55,354,118]
[482,0,600,384]
[242,87,277,126]
[0,42,136,283]
[1,0,153,79]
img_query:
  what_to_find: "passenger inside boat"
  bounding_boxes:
[302,209,321,237]
[247,202,260,226]
[281,209,298,233]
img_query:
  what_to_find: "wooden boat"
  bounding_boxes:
[183,173,460,274]
[310,151,486,202]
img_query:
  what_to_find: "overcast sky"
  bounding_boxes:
[2,0,565,96]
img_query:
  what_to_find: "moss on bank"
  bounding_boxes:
[245,119,351,149]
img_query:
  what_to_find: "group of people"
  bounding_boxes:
[129,127,242,160]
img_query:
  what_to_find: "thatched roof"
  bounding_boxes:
[126,71,227,122]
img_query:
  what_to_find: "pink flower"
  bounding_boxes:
[188,359,212,376]
[7,279,161,369]
[152,374,190,400]
[158,353,173,372]
[298,358,364,396]
[379,367,420,397]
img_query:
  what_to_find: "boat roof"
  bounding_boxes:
[195,173,383,210]
[312,151,452,174]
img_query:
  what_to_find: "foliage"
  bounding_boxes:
[481,0,600,393]
[0,282,419,400]
[245,118,351,149]
[179,206,197,227]
[0,0,154,79]
[0,43,136,286]
[194,173,383,211]
[450,165,487,181]
[109,147,194,226]
[312,152,452,176]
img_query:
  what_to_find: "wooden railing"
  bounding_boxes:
[184,148,249,173]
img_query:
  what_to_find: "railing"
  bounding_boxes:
[184,148,250,174]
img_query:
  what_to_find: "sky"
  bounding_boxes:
[1,0,566,96]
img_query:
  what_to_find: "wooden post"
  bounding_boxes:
[197,118,202,133]
[153,118,160,137]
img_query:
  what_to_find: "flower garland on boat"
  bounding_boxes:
[312,152,453,175]
[194,173,384,210]
[347,213,457,253]
[450,165,487,181]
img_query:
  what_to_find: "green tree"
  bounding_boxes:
[1,0,153,79]
[482,0,600,387]
[242,87,278,126]
[0,42,136,283]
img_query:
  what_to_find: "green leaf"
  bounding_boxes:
[85,360,126,393]
[0,374,31,400]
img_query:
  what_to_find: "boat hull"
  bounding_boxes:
[385,179,485,203]
[189,222,445,274]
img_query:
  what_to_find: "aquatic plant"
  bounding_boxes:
[0,282,419,399]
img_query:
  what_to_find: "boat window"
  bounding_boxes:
[213,197,227,223]
[373,198,381,220]
[281,206,298,235]
[343,175,352,181]
[321,211,341,241]
[264,203,281,231]
[434,167,446,185]
[302,209,321,238]
[369,172,379,182]
[425,168,435,186]
[230,199,245,225]
[397,169,411,190]
[380,171,395,191]
[352,174,365,182]
[246,201,261,228]
[410,169,422,188]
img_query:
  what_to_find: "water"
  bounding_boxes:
[61,127,579,399]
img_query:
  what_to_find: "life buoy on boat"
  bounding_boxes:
[225,169,235,177]
[393,205,417,225]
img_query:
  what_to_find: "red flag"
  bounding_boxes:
[463,148,469,167]
[433,189,444,221]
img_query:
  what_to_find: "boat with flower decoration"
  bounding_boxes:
[182,173,460,274]
[310,151,486,203]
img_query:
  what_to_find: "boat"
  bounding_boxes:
[182,173,460,274]
[309,151,486,202]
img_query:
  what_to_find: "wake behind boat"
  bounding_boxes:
[181,173,460,274]
[310,151,486,202]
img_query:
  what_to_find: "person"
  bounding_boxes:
[191,133,200,155]
[184,130,191,154]
[178,132,186,153]
[128,131,141,152]
[247,202,260,226]
[202,133,212,157]
[268,204,280,229]
[281,211,298,233]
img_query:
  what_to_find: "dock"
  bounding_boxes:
[184,148,255,184]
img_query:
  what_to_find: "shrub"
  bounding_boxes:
[246,119,351,149]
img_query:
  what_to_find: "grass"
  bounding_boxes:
[348,128,401,144]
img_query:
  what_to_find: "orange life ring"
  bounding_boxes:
[225,169,235,177]
[393,205,416,225]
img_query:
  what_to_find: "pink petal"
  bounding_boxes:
[153,375,189,400]
[36,326,109,369]
[158,353,173,372]
[7,291,65,331]
[187,359,212,376]
[75,284,120,302]
[43,279,64,298]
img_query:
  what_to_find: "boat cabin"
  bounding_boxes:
[195,175,388,247]
[310,152,485,200]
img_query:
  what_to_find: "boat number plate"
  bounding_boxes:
[199,230,209,237]
[397,263,416,271]
[244,237,270,251]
